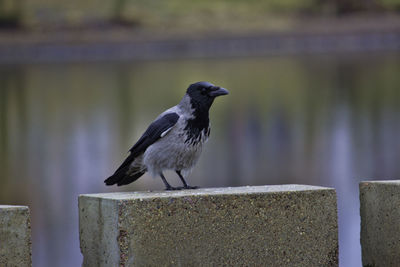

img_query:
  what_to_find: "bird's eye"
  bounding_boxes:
[201,88,207,95]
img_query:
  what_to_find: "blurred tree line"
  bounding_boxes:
[0,0,400,29]
[0,0,23,28]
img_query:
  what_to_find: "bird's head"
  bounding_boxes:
[186,81,229,109]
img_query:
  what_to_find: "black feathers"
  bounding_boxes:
[104,112,179,186]
[105,81,228,189]
[183,82,227,145]
[129,112,179,156]
[184,98,210,145]
[104,165,145,186]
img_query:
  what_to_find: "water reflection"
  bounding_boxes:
[1,52,400,266]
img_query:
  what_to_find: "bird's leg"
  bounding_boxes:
[160,172,180,191]
[176,170,199,189]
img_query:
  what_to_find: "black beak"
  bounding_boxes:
[209,87,229,97]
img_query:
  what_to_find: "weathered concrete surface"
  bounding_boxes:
[0,205,32,267]
[79,185,338,267]
[360,180,400,267]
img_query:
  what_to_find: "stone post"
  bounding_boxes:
[0,205,32,267]
[79,185,338,266]
[360,180,400,267]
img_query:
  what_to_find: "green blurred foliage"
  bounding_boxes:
[1,0,400,28]
[381,0,400,10]
[0,0,23,28]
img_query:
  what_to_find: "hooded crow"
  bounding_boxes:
[104,81,229,190]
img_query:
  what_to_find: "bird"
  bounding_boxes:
[104,81,229,190]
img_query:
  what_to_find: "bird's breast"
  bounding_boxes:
[142,125,208,175]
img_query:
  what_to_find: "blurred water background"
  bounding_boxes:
[2,52,400,266]
[2,0,400,266]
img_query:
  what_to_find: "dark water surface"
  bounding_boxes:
[1,52,400,266]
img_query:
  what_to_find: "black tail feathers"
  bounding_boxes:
[104,166,145,186]
[105,153,146,186]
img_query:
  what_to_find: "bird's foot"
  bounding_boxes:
[182,185,199,190]
[165,186,182,191]
[165,185,199,190]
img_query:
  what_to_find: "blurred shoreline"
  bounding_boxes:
[0,15,400,63]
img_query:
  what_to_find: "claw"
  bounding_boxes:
[165,186,182,191]
[183,185,199,190]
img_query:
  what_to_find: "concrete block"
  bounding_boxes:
[79,185,338,267]
[360,180,400,267]
[0,205,32,267]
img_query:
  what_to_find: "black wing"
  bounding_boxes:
[130,112,179,154]
[115,112,179,173]
[105,112,179,186]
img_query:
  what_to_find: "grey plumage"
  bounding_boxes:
[105,81,228,190]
